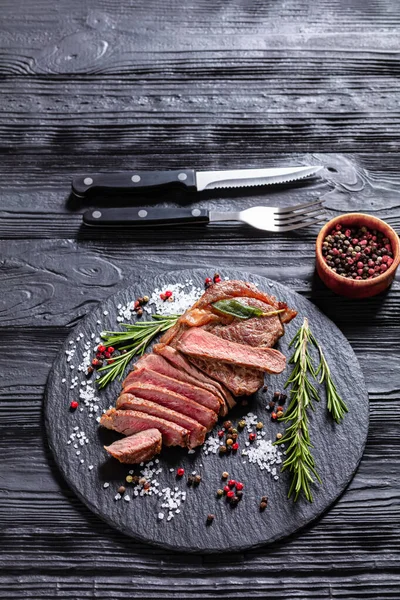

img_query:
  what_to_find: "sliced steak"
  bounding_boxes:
[131,352,230,414]
[116,394,206,448]
[208,297,284,348]
[104,429,162,464]
[121,382,217,430]
[153,344,235,410]
[159,280,297,349]
[177,328,286,373]
[100,409,189,447]
[123,366,220,414]
[189,356,264,396]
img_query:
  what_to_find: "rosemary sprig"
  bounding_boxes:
[274,318,321,502]
[96,314,180,389]
[311,336,349,424]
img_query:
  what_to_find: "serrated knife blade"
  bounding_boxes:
[196,166,323,191]
[71,165,323,198]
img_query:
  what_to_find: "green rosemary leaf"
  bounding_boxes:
[310,333,349,424]
[274,317,321,503]
[96,313,181,389]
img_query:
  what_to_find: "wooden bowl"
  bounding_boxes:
[315,213,400,298]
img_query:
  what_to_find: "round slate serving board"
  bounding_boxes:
[45,268,369,553]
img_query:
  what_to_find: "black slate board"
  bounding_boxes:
[44,268,369,553]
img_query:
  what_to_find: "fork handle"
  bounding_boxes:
[83,207,210,227]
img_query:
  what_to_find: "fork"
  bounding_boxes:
[83,200,325,232]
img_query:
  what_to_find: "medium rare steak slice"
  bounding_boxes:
[132,352,230,414]
[208,297,284,348]
[189,356,264,396]
[153,344,235,410]
[121,382,217,430]
[100,409,189,447]
[123,367,220,414]
[116,394,206,448]
[104,429,162,464]
[177,328,286,374]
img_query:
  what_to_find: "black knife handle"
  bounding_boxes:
[72,170,196,198]
[83,207,210,227]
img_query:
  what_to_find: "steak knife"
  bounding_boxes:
[72,166,323,198]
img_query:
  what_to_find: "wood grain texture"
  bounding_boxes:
[1,0,400,596]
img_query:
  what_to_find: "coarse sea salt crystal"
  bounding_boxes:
[124,495,131,502]
[114,493,121,501]
[103,482,110,488]
[158,512,164,520]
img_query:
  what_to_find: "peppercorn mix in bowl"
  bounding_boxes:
[315,213,400,298]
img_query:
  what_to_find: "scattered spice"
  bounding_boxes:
[249,432,257,442]
[279,393,287,404]
[260,501,268,511]
[222,471,229,479]
[176,468,185,477]
[256,421,264,430]
[273,391,281,401]
[194,474,202,485]
[228,479,236,488]
[217,430,224,438]
[226,490,235,499]
[276,432,283,440]
[236,482,244,491]
[226,439,233,447]
[125,475,133,483]
[216,489,224,497]
[70,400,79,410]
[236,490,243,499]
[238,420,246,430]
[271,412,277,420]
[223,420,232,430]
[232,442,239,451]
[276,410,284,418]
[118,486,126,494]
[206,513,215,524]
[219,445,227,454]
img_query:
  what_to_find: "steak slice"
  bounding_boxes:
[121,382,217,430]
[177,328,286,373]
[153,344,235,410]
[189,356,264,396]
[132,352,230,414]
[100,409,189,447]
[116,394,206,448]
[104,429,162,464]
[123,366,220,414]
[208,297,284,348]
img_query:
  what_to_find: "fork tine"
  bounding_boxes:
[275,209,326,225]
[274,200,323,215]
[276,216,326,232]
[274,204,325,222]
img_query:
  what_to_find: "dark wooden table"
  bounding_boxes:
[1,1,400,598]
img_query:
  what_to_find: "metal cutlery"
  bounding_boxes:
[83,200,325,232]
[72,165,323,198]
